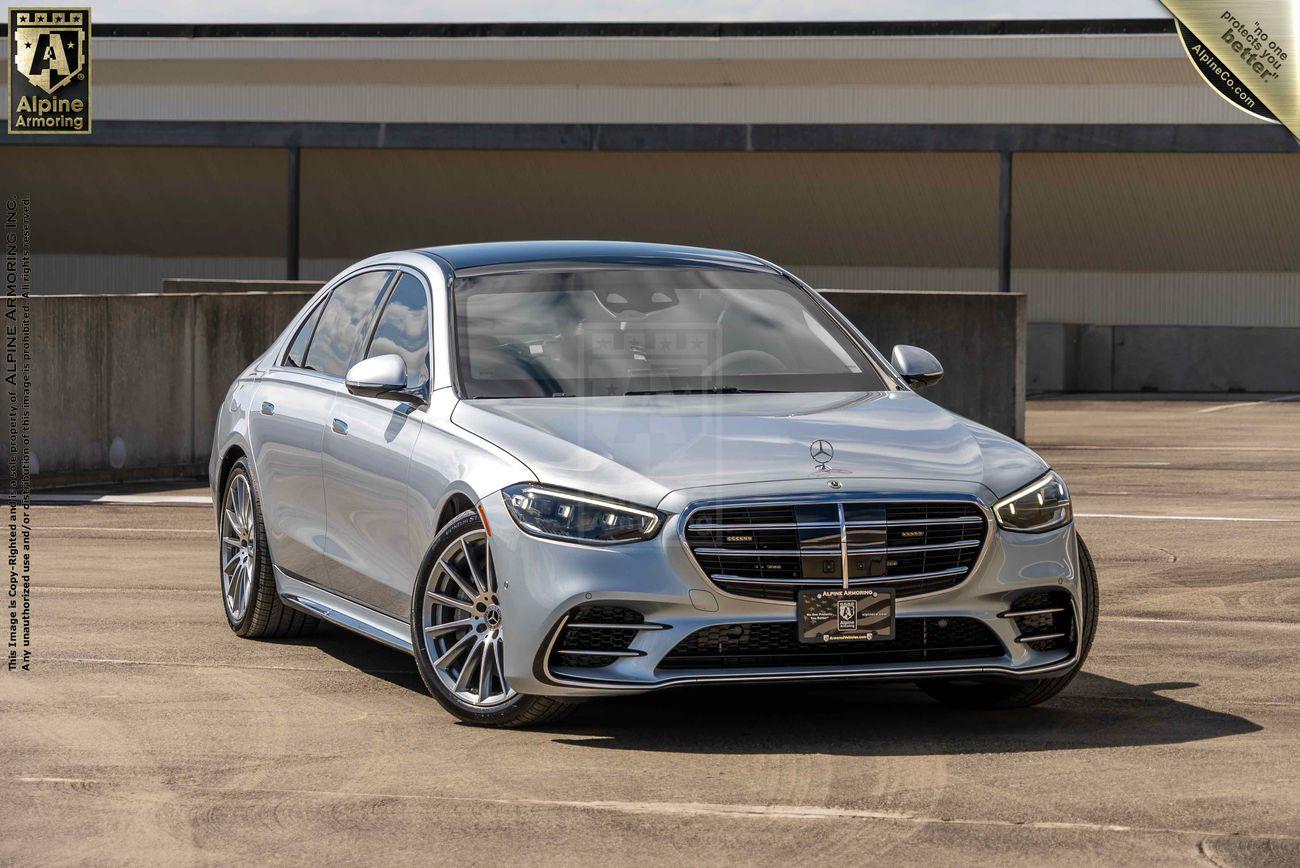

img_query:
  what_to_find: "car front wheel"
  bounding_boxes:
[411,509,573,728]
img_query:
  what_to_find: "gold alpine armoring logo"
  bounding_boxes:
[8,7,91,133]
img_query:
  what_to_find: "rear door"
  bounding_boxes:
[250,269,392,585]
[321,269,432,617]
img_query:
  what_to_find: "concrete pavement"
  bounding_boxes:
[4,398,1299,866]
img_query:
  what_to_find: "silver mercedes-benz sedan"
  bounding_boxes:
[211,240,1096,727]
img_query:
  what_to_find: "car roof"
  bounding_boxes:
[413,240,772,273]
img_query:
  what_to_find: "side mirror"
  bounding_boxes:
[345,354,418,402]
[891,344,943,390]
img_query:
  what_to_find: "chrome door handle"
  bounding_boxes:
[260,401,275,416]
[332,418,349,435]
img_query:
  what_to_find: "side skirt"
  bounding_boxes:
[275,566,415,655]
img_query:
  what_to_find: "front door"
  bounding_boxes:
[322,270,433,617]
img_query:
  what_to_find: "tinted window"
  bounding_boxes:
[453,267,886,398]
[367,272,431,389]
[283,299,325,369]
[303,271,390,378]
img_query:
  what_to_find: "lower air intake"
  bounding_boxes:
[657,617,1004,671]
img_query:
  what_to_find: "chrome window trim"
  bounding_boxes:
[676,492,995,608]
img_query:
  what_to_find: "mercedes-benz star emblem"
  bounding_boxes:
[810,439,834,470]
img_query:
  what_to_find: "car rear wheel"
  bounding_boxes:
[219,458,320,639]
[412,509,574,728]
[917,534,1099,710]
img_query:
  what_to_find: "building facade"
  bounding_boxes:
[2,20,1296,391]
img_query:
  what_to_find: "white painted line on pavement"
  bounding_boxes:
[1052,462,1171,468]
[1103,616,1300,630]
[35,526,215,534]
[1077,512,1299,523]
[1040,445,1300,452]
[1193,394,1300,414]
[14,779,1296,843]
[34,655,414,674]
[33,493,212,506]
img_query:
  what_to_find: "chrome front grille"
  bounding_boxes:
[682,499,987,602]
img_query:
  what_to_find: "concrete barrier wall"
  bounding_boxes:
[1028,322,1300,393]
[16,287,1024,487]
[824,290,1026,441]
[163,278,325,294]
[18,292,312,486]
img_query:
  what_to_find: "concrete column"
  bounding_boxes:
[286,146,301,280]
[998,150,1013,293]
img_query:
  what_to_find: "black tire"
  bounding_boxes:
[219,458,321,639]
[918,534,1099,710]
[411,509,574,728]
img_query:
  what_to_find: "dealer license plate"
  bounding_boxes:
[796,587,895,644]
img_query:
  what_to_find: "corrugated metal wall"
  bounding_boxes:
[40,33,1246,125]
[2,31,1294,330]
[6,144,1299,329]
[0,146,288,293]
[1013,153,1300,326]
[298,149,999,276]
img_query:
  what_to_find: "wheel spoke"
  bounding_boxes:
[231,481,245,529]
[427,590,474,614]
[438,558,478,602]
[222,536,242,548]
[424,618,474,638]
[434,630,476,669]
[224,508,241,536]
[222,551,241,576]
[454,637,483,691]
[476,639,492,701]
[461,539,487,594]
[491,637,506,693]
[235,562,251,615]
[237,480,253,533]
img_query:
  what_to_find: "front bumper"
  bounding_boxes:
[484,479,1083,698]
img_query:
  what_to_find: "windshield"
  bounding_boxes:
[452,266,889,399]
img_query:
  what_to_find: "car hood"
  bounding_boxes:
[451,391,1047,509]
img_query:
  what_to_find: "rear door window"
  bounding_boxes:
[303,270,392,378]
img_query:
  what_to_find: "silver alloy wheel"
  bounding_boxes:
[422,528,516,708]
[220,473,257,622]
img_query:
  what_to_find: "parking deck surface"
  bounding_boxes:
[5,398,1299,866]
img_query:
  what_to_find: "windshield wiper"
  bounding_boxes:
[624,387,785,396]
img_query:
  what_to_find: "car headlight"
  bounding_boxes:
[502,484,663,545]
[994,471,1072,533]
